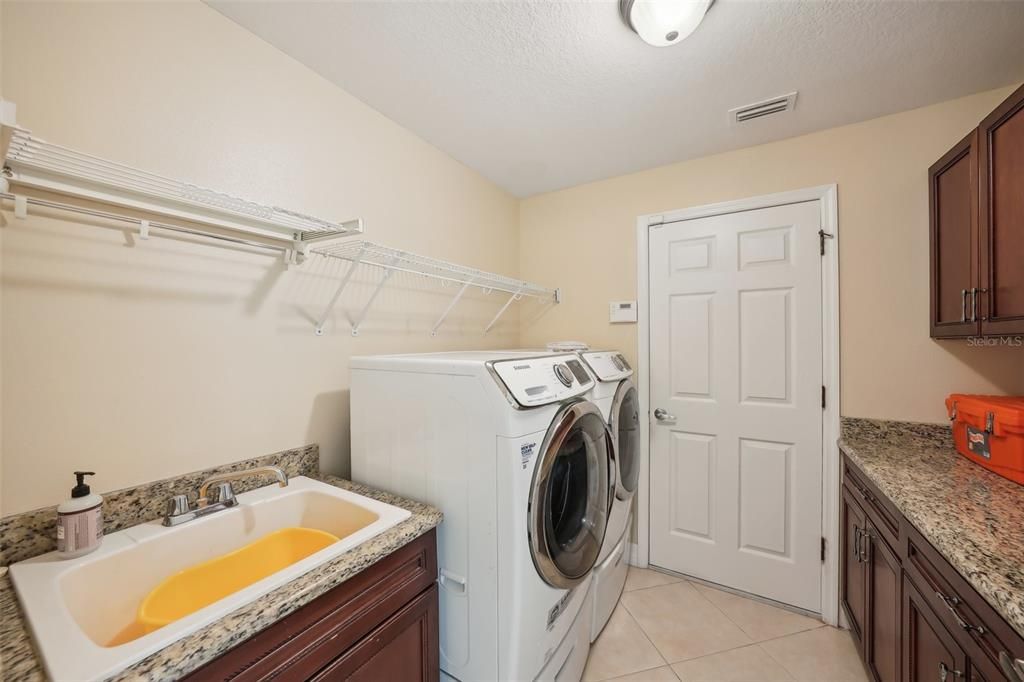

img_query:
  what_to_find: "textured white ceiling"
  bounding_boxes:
[208,0,1024,197]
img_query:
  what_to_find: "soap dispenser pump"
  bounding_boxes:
[57,471,103,559]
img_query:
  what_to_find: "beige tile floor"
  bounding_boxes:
[582,567,869,682]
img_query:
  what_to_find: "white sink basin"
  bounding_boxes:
[10,476,411,681]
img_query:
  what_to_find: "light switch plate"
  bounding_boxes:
[609,300,637,323]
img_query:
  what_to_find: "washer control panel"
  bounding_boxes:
[490,354,594,408]
[579,351,633,382]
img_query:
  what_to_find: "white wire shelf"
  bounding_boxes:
[312,240,560,336]
[1,124,362,257]
[0,114,560,336]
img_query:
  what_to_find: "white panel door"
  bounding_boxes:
[648,200,823,612]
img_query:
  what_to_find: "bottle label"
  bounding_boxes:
[57,504,102,554]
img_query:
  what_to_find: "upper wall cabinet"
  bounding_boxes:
[978,85,1024,336]
[930,83,1024,338]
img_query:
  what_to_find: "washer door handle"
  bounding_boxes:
[654,408,676,422]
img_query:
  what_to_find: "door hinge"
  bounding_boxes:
[821,385,826,410]
[821,537,827,562]
[819,228,834,256]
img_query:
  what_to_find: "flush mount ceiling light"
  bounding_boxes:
[620,0,714,47]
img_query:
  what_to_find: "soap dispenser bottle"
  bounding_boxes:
[57,471,103,559]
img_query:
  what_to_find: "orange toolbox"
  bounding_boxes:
[945,394,1024,485]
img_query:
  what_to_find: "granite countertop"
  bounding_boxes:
[0,475,442,681]
[839,418,1024,639]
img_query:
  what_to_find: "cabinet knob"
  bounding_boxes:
[939,662,963,681]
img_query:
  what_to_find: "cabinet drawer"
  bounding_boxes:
[842,457,901,550]
[186,529,438,681]
[312,583,439,681]
[903,526,1024,681]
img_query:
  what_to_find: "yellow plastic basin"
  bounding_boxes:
[136,527,338,634]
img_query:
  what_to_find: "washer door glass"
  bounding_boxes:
[612,379,640,499]
[530,401,611,588]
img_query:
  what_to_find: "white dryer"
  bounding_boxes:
[349,351,613,682]
[578,350,640,642]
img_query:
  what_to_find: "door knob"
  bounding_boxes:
[653,408,676,422]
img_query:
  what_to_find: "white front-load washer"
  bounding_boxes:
[349,351,613,681]
[578,350,640,642]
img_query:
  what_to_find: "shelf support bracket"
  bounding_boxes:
[139,219,150,240]
[351,256,398,337]
[287,234,308,269]
[13,193,27,219]
[314,246,366,336]
[483,286,523,334]
[431,278,475,337]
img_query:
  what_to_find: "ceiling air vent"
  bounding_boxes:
[729,92,798,124]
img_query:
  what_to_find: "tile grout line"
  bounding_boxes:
[624,576,830,674]
[688,580,826,646]
[622,576,686,595]
[669,641,798,681]
[616,597,673,675]
[601,661,680,682]
[757,640,804,681]
[621,579,753,668]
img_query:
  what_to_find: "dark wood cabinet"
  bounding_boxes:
[930,131,980,338]
[841,483,901,682]
[840,455,1024,682]
[842,487,869,649]
[312,585,439,681]
[930,82,1024,338]
[904,576,969,682]
[184,529,439,682]
[867,524,901,682]
[978,83,1024,336]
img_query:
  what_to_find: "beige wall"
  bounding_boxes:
[3,3,1022,515]
[0,2,522,514]
[520,86,1024,424]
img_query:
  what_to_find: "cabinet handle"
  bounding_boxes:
[935,590,986,635]
[859,528,871,563]
[939,662,964,681]
[999,651,1024,682]
[851,479,874,505]
[961,289,969,323]
[971,287,980,322]
[853,526,863,563]
[978,287,989,321]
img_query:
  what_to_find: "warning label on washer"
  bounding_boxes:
[521,442,536,469]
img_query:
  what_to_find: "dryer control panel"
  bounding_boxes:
[579,351,633,382]
[490,354,594,408]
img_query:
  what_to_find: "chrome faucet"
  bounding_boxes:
[162,465,289,527]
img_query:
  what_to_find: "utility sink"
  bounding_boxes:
[10,476,411,681]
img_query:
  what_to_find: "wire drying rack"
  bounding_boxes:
[1,123,361,261]
[0,113,560,336]
[313,240,560,336]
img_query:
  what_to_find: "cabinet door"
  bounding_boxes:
[866,524,901,682]
[904,576,968,682]
[978,82,1024,336]
[314,584,439,682]
[842,487,868,651]
[930,131,980,338]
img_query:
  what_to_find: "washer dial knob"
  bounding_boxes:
[553,364,574,387]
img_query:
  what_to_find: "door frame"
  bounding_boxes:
[633,184,840,625]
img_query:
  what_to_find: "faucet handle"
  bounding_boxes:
[210,481,236,506]
[165,494,190,518]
